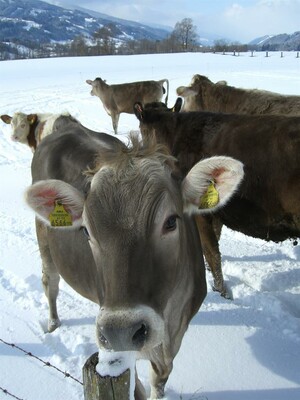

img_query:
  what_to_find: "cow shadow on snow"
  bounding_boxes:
[223,249,296,263]
[185,306,300,399]
[186,256,300,397]
[172,388,300,400]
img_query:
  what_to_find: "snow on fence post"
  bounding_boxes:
[83,352,131,400]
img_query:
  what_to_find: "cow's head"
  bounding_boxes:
[25,137,243,353]
[134,100,182,145]
[1,112,37,144]
[176,74,214,111]
[86,77,106,96]
[142,98,183,113]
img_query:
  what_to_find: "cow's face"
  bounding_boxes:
[1,112,36,144]
[83,155,187,351]
[86,78,105,97]
[176,74,211,111]
[25,142,244,353]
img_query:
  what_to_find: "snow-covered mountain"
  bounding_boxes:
[0,0,169,48]
[249,32,300,50]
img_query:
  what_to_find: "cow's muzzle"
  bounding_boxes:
[96,306,164,352]
[98,321,149,351]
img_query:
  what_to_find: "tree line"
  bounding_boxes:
[1,18,250,60]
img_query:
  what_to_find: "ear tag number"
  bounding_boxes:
[49,201,73,227]
[199,181,219,209]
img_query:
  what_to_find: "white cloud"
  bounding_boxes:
[195,0,300,42]
[46,0,300,43]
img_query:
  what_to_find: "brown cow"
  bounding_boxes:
[25,128,243,398]
[134,102,300,298]
[177,74,300,115]
[86,77,169,134]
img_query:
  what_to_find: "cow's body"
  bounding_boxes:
[0,112,78,151]
[177,74,300,115]
[25,127,243,398]
[86,77,169,134]
[27,117,123,324]
[134,104,300,298]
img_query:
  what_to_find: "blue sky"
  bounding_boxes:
[48,0,300,42]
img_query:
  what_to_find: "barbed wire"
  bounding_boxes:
[0,386,24,400]
[0,338,83,386]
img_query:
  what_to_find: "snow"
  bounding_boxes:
[97,350,136,400]
[0,51,300,400]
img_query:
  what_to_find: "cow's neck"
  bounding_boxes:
[27,119,46,150]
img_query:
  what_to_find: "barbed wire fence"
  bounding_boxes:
[0,338,83,400]
[0,386,24,400]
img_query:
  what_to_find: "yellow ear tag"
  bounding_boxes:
[49,201,73,227]
[199,181,219,209]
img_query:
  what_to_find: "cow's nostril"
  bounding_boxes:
[98,332,111,350]
[132,323,149,348]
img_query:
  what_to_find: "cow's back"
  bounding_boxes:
[190,113,300,240]
[112,81,164,113]
[201,82,300,116]
[32,126,124,305]
[32,121,121,186]
[208,116,300,240]
[138,108,300,241]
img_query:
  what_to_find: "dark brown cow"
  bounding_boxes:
[25,127,243,398]
[86,77,169,134]
[177,74,300,115]
[134,102,300,298]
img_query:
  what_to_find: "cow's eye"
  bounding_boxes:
[80,226,90,239]
[163,215,178,232]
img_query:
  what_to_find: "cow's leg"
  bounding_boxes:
[35,219,61,332]
[213,215,223,242]
[42,263,61,332]
[195,215,229,298]
[149,360,173,399]
[111,112,120,135]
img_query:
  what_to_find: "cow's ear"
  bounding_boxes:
[86,79,93,85]
[1,115,12,124]
[25,179,85,227]
[27,114,37,125]
[216,80,227,86]
[181,156,244,213]
[133,102,144,121]
[176,86,197,97]
[172,98,183,113]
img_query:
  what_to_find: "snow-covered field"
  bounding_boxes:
[0,51,299,400]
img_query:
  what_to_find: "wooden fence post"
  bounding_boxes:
[83,352,131,400]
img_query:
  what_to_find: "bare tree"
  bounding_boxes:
[172,18,198,51]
